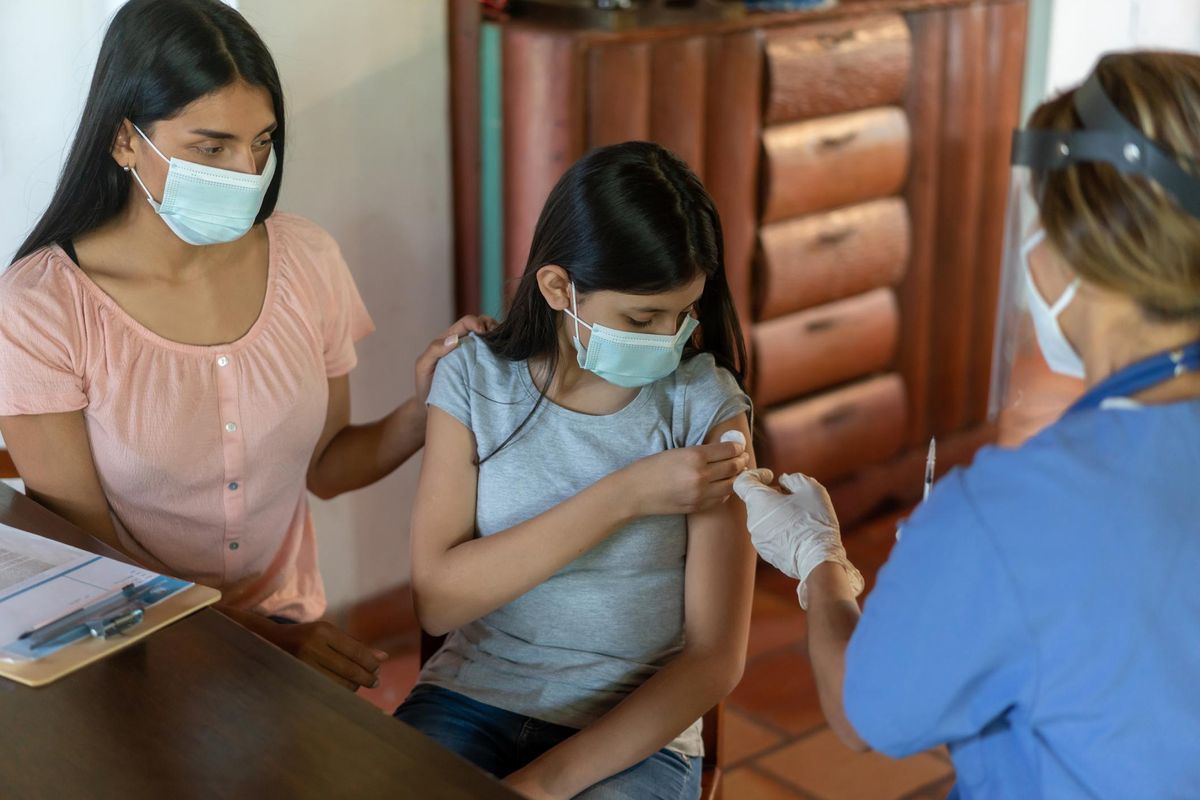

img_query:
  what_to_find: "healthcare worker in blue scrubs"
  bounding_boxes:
[734,51,1200,799]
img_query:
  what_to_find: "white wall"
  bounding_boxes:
[1024,0,1200,115]
[0,0,126,263]
[0,0,454,610]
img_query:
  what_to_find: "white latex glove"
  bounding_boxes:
[733,469,865,609]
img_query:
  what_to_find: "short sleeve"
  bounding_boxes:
[0,260,88,416]
[842,468,1038,757]
[673,354,752,447]
[321,247,375,378]
[425,335,475,430]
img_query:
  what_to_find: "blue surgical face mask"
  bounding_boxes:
[128,124,276,246]
[563,282,700,388]
[1022,229,1086,379]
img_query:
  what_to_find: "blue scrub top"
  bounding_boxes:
[843,399,1200,799]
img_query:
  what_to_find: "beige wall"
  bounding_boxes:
[227,0,455,611]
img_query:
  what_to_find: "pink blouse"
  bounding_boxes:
[0,214,374,621]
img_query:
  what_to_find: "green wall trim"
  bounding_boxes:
[479,22,504,319]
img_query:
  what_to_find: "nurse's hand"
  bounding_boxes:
[415,315,499,402]
[733,469,864,609]
[270,620,388,691]
[622,440,751,516]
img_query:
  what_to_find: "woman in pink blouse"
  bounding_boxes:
[0,0,491,691]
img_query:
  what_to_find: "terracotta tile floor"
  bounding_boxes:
[353,350,1074,798]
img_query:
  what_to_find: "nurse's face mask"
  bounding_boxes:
[1021,230,1085,379]
[128,124,276,246]
[563,282,700,388]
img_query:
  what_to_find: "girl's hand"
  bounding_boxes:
[502,769,562,800]
[414,315,498,402]
[619,439,751,517]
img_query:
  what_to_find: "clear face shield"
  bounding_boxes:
[988,68,1200,441]
[987,165,1087,440]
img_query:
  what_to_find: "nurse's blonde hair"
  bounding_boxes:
[1031,51,1200,321]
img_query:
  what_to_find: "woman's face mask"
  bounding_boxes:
[128,123,276,246]
[562,279,704,389]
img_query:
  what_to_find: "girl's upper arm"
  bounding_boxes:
[682,412,757,663]
[0,412,119,546]
[408,406,480,587]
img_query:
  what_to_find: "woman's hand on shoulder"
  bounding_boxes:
[616,438,750,517]
[413,314,498,402]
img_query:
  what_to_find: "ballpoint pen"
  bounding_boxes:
[923,437,937,502]
[18,579,175,649]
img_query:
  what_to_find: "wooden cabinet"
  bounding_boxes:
[764,13,912,123]
[757,197,910,319]
[754,288,900,406]
[453,0,1028,525]
[762,106,911,222]
[755,9,916,509]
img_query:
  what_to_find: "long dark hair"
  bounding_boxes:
[13,0,285,263]
[480,141,747,461]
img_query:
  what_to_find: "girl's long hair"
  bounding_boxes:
[480,141,747,462]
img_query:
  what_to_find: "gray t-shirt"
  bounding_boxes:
[418,334,751,756]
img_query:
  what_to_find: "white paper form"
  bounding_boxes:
[0,523,157,646]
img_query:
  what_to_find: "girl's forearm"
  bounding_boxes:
[510,648,742,798]
[308,396,426,499]
[413,471,641,636]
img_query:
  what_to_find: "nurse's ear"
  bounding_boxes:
[110,119,138,170]
[536,265,572,312]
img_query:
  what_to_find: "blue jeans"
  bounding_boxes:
[394,684,702,800]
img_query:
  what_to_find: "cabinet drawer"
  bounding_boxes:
[754,288,898,406]
[757,197,909,320]
[762,107,909,223]
[765,14,911,124]
[761,373,906,483]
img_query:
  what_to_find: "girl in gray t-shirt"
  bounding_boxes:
[395,142,756,800]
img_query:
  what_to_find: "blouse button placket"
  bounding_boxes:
[215,353,246,573]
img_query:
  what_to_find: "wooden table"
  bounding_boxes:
[0,484,519,800]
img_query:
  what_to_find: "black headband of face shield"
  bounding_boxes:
[1011,72,1200,219]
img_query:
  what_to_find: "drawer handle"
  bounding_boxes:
[805,316,839,334]
[814,226,855,247]
[818,129,859,149]
[816,30,857,49]
[820,405,857,427]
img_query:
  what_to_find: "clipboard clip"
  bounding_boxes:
[19,581,168,650]
[85,607,145,639]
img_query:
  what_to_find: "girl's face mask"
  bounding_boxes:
[563,282,699,389]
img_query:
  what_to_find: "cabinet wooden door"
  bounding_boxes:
[466,0,1028,523]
